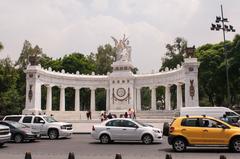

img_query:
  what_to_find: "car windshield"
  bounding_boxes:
[10,122,28,128]
[43,116,57,123]
[133,120,148,127]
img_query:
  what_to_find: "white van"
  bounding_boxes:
[179,107,240,119]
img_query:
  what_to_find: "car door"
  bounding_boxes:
[121,120,140,140]
[180,118,206,144]
[105,119,124,140]
[32,116,45,135]
[22,116,33,127]
[201,118,231,145]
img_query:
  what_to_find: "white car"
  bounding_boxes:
[91,118,162,144]
[3,115,73,139]
[0,124,11,147]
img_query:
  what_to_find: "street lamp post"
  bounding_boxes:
[210,4,236,107]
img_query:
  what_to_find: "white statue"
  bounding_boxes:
[111,34,131,62]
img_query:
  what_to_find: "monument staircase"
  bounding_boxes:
[136,110,178,123]
[50,110,177,123]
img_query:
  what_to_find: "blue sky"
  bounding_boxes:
[0,0,239,72]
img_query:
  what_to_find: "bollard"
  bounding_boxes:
[25,152,32,159]
[115,153,122,159]
[165,154,172,159]
[220,155,227,159]
[68,152,75,159]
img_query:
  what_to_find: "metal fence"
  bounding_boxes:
[24,152,228,159]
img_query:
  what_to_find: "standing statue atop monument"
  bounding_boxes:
[111,34,132,62]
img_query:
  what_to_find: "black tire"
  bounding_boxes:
[163,122,170,136]
[142,134,153,145]
[100,134,110,144]
[172,138,187,152]
[230,138,240,152]
[14,134,23,143]
[0,143,4,147]
[48,129,59,140]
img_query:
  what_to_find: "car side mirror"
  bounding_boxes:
[134,125,138,129]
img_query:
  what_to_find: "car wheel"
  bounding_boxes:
[142,134,153,145]
[48,129,59,140]
[14,134,23,143]
[163,122,170,136]
[100,134,110,144]
[230,138,240,152]
[172,138,187,152]
[0,143,4,147]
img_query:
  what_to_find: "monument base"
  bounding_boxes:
[22,108,42,115]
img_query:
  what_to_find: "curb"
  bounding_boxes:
[73,132,91,135]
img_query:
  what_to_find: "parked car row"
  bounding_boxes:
[0,114,73,147]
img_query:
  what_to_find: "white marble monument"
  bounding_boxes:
[23,35,200,120]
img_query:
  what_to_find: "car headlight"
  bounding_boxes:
[61,125,67,129]
[153,129,161,133]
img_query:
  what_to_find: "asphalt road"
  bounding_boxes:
[0,135,239,159]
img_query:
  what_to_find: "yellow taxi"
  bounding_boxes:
[165,115,240,152]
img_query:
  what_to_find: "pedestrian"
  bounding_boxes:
[124,112,128,118]
[128,108,132,118]
[107,112,112,119]
[100,113,104,122]
[221,114,229,123]
[86,111,89,120]
[132,109,136,119]
[89,111,92,120]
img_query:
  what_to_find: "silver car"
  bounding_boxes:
[91,118,162,144]
[0,124,11,146]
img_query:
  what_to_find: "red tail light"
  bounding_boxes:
[170,127,175,133]
[92,126,95,131]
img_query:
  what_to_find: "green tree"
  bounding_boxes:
[0,58,23,115]
[95,44,116,75]
[160,37,187,71]
[0,42,3,51]
[16,40,45,69]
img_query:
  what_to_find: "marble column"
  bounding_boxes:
[46,85,52,111]
[177,83,183,110]
[90,87,96,112]
[133,88,137,112]
[106,88,110,111]
[151,86,157,110]
[60,86,65,111]
[74,87,80,111]
[136,87,141,111]
[165,85,171,110]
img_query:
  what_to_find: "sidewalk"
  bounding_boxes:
[71,119,167,134]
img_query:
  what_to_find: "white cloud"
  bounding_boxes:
[91,0,109,12]
[0,0,239,72]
